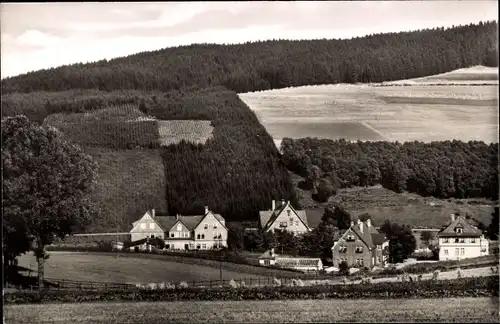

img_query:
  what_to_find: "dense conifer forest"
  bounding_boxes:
[1,21,498,228]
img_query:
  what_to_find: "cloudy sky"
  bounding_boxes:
[1,1,497,78]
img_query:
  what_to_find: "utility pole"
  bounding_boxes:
[219,237,223,284]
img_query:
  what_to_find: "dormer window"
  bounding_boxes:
[346,234,355,242]
[455,228,463,234]
[279,222,288,228]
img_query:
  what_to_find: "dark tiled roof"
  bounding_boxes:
[438,215,483,238]
[155,213,224,232]
[347,221,388,249]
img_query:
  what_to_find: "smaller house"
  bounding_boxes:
[331,218,389,269]
[437,213,489,261]
[259,249,323,272]
[258,199,311,234]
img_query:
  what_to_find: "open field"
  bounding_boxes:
[382,66,499,85]
[5,297,498,323]
[17,252,266,285]
[290,169,496,228]
[239,67,498,147]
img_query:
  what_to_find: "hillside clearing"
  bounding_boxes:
[291,172,496,228]
[17,252,266,284]
[157,120,214,146]
[239,66,498,146]
[5,298,498,323]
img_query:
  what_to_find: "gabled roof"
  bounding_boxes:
[259,201,310,231]
[334,221,388,250]
[437,215,483,238]
[154,211,226,232]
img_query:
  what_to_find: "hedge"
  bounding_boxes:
[5,276,498,304]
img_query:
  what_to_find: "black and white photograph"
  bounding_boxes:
[1,1,499,323]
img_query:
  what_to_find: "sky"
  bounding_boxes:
[1,1,498,79]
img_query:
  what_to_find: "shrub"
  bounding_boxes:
[273,277,282,287]
[178,281,189,289]
[228,279,239,289]
[339,261,349,276]
[240,281,247,288]
[432,270,440,281]
[291,278,305,287]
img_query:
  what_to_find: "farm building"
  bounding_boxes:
[331,218,389,269]
[129,207,228,251]
[258,249,323,272]
[437,213,489,261]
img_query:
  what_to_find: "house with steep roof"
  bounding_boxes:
[331,218,389,269]
[130,207,227,251]
[437,213,489,261]
[258,248,323,272]
[258,199,311,234]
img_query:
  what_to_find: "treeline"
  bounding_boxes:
[281,138,498,200]
[2,22,497,94]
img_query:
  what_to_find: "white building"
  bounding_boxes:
[437,213,489,261]
[258,248,323,272]
[258,199,311,235]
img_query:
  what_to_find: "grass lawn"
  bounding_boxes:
[17,252,266,285]
[5,297,498,323]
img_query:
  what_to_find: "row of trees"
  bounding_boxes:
[2,22,497,94]
[281,138,498,201]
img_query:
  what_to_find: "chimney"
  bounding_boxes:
[205,206,209,214]
[350,221,354,227]
[151,209,155,218]
[359,221,363,234]
[367,218,371,228]
[272,200,276,211]
[281,198,285,207]
[176,214,179,220]
[270,248,275,257]
[357,219,361,225]
[450,213,456,222]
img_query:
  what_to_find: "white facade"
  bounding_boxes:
[438,236,489,261]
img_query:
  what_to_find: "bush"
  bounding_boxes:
[432,270,440,281]
[228,279,239,289]
[272,278,282,287]
[339,261,349,276]
[291,278,305,287]
[178,281,188,289]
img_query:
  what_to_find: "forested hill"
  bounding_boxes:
[1,21,497,94]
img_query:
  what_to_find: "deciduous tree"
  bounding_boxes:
[2,115,99,290]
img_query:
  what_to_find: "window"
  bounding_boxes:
[171,244,175,249]
[280,222,288,228]
[346,234,355,242]
[165,244,170,249]
[204,224,208,229]
[149,223,155,229]
[140,223,146,229]
[264,260,271,266]
[202,244,207,249]
[459,238,465,243]
[339,246,347,253]
[177,224,182,231]
[201,234,205,239]
[213,224,217,229]
[356,258,364,266]
[151,234,155,238]
[196,245,201,249]
[455,238,460,243]
[197,234,200,239]
[460,248,465,255]
[444,249,448,255]
[455,228,463,234]
[443,238,449,243]
[355,246,363,253]
[377,245,382,250]
[170,233,174,238]
[377,256,381,264]
[455,248,459,255]
[471,238,476,243]
[287,210,291,216]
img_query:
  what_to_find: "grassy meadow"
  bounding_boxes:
[239,66,499,147]
[5,297,498,323]
[17,252,266,285]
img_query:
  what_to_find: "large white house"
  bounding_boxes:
[437,213,489,261]
[258,199,312,235]
[129,207,228,251]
